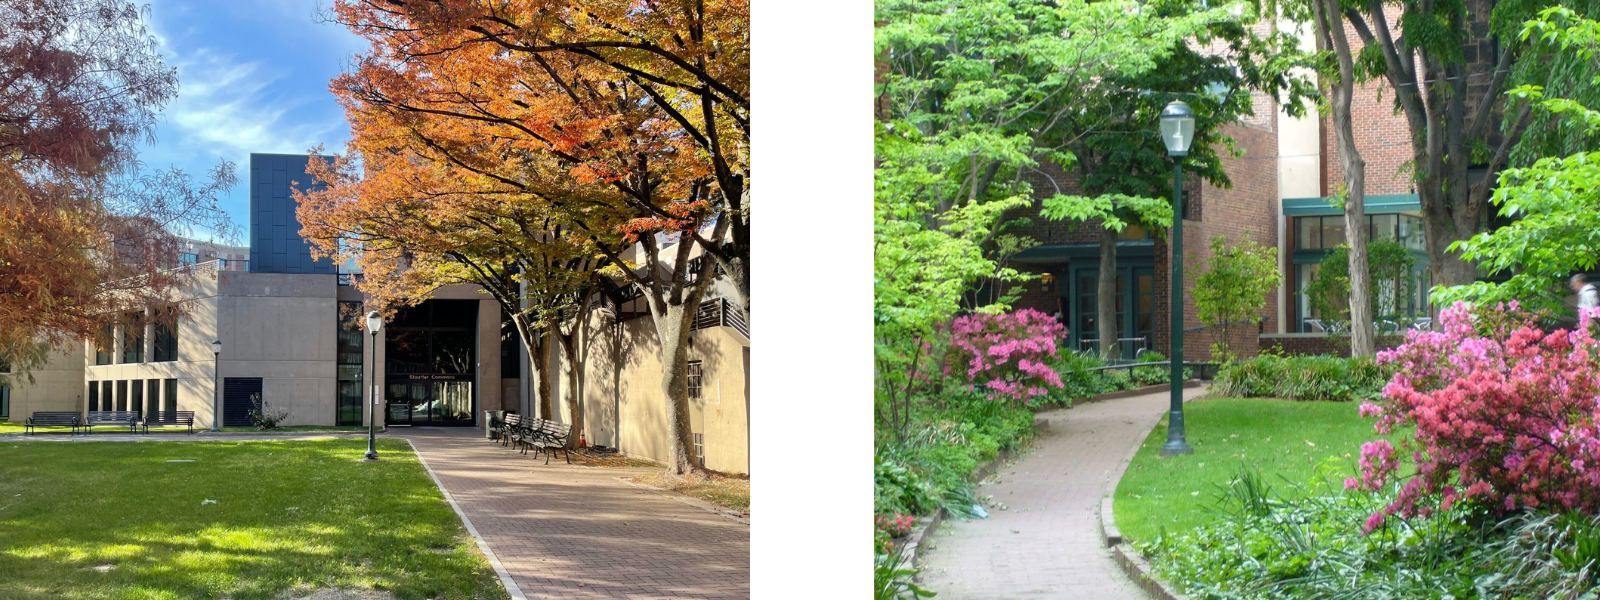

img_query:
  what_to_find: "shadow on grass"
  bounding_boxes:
[0,438,505,600]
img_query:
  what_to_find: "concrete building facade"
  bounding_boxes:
[2,153,751,474]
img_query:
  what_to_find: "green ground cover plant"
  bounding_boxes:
[1212,353,1394,402]
[0,438,506,600]
[874,387,1037,519]
[1114,397,1400,542]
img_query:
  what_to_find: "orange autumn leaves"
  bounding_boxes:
[299,0,749,279]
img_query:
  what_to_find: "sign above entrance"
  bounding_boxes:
[402,373,473,381]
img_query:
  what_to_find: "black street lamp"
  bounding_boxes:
[211,339,222,432]
[1160,100,1196,457]
[364,311,382,461]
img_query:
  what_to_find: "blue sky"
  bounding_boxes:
[141,0,368,243]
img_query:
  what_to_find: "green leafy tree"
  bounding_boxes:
[1328,0,1554,289]
[1434,7,1600,314]
[1039,0,1315,359]
[1195,236,1282,360]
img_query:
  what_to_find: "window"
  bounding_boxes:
[216,258,227,269]
[131,379,143,413]
[693,432,705,465]
[179,252,198,266]
[116,380,127,411]
[88,381,99,411]
[152,308,177,362]
[1,383,9,419]
[687,361,703,400]
[501,314,521,379]
[101,381,112,411]
[1295,214,1426,251]
[164,379,177,413]
[95,324,113,365]
[336,302,365,426]
[121,314,144,363]
[147,380,160,416]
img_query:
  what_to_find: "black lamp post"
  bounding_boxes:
[364,310,382,461]
[1160,100,1196,457]
[211,339,222,432]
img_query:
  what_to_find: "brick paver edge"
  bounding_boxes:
[1098,396,1196,600]
[405,438,529,600]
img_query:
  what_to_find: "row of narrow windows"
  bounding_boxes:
[86,379,178,414]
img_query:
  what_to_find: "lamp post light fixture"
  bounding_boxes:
[1159,100,1196,457]
[211,339,222,432]
[364,311,382,461]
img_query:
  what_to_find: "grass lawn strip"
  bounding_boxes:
[1113,396,1406,543]
[0,438,507,600]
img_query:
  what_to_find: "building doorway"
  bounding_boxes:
[1067,262,1156,357]
[384,299,478,426]
[385,377,474,426]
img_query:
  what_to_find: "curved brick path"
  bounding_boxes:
[398,427,749,600]
[918,386,1206,599]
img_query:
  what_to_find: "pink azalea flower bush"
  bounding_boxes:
[1354,302,1600,532]
[946,308,1065,404]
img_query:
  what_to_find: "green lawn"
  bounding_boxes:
[1114,397,1403,543]
[0,438,507,600]
[0,420,74,435]
[219,426,374,433]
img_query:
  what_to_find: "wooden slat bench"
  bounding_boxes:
[83,411,141,434]
[492,413,523,445]
[141,411,196,434]
[526,421,573,464]
[25,411,80,435]
[509,417,547,451]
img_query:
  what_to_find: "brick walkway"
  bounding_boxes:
[917,386,1206,600]
[398,427,749,600]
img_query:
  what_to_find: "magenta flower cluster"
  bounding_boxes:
[1355,302,1600,532]
[946,308,1065,404]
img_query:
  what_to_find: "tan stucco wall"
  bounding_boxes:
[578,314,749,474]
[2,342,86,420]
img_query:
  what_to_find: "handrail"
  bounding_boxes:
[1079,360,1222,381]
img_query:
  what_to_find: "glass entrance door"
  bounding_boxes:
[385,380,473,425]
[1068,263,1156,357]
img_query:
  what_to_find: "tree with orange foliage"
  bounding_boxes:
[302,0,745,474]
[0,0,237,382]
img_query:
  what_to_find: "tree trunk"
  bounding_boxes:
[531,330,554,419]
[560,338,585,450]
[1097,226,1120,360]
[1317,0,1373,357]
[656,302,700,475]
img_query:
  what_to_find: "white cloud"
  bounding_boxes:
[162,48,343,157]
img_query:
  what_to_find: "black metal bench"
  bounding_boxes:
[524,421,573,464]
[491,413,522,445]
[25,411,80,435]
[83,411,141,434]
[141,411,196,434]
[508,416,546,450]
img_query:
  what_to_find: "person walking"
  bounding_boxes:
[1573,274,1599,312]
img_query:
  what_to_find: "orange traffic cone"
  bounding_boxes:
[579,429,588,448]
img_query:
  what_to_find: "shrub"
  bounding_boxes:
[946,308,1065,404]
[1148,467,1600,600]
[1213,354,1392,402]
[1357,302,1600,529]
[874,386,1036,518]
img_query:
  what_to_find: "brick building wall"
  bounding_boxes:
[1004,115,1281,360]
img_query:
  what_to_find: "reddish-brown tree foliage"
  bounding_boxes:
[0,0,237,379]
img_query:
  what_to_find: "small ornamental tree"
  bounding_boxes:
[1194,236,1280,361]
[946,309,1065,404]
[1354,302,1600,532]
